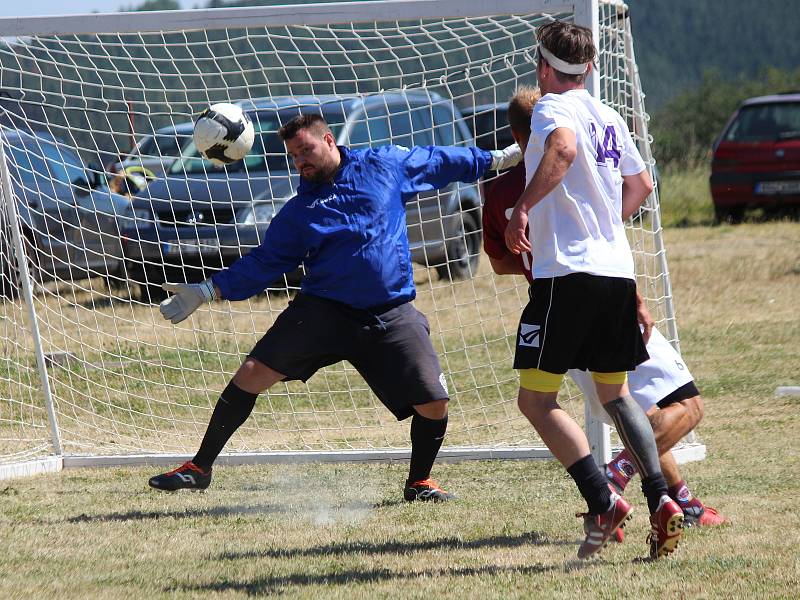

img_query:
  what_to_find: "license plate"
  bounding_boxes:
[162,239,219,256]
[755,180,800,195]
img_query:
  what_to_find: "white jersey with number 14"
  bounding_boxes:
[525,88,647,281]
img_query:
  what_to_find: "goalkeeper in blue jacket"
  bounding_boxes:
[148,113,520,501]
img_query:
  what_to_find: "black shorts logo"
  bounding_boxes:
[519,323,541,348]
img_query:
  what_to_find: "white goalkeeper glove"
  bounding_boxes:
[489,142,522,171]
[159,278,217,324]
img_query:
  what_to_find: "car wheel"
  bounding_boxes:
[714,205,744,225]
[436,209,481,281]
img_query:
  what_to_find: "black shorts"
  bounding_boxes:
[513,273,649,374]
[248,293,448,420]
[657,381,701,408]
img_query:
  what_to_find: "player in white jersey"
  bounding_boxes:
[504,20,682,560]
[484,87,728,532]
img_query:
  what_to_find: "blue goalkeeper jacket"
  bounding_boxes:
[212,144,492,309]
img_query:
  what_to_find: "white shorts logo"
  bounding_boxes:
[519,323,541,348]
[439,372,449,394]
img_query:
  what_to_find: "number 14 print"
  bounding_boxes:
[589,121,621,168]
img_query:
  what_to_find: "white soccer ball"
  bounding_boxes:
[193,102,255,166]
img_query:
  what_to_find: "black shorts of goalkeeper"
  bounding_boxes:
[248,293,449,420]
[513,273,649,375]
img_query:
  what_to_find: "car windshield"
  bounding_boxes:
[170,105,346,175]
[725,102,800,142]
[130,132,190,159]
[6,135,87,193]
[466,107,513,151]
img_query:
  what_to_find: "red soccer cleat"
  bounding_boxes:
[148,461,212,491]
[608,484,625,543]
[686,505,730,527]
[403,478,455,502]
[577,492,633,559]
[648,495,684,558]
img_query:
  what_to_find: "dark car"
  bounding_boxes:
[460,103,515,152]
[710,93,800,223]
[122,91,483,303]
[0,129,129,298]
[108,125,193,178]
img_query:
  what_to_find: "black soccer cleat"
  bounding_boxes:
[148,461,212,491]
[403,478,455,502]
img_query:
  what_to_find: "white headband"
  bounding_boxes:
[538,45,589,75]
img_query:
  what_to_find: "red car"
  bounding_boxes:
[710,93,800,222]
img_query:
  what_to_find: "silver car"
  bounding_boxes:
[123,91,484,303]
[0,130,130,298]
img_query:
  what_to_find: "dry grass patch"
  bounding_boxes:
[2,221,799,598]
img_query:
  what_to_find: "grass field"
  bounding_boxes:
[2,221,799,599]
[658,164,716,228]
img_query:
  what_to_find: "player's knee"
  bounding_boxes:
[517,389,559,420]
[517,394,538,419]
[232,357,281,393]
[414,398,448,420]
[683,394,704,427]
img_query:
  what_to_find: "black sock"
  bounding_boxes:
[567,454,612,515]
[192,381,258,471]
[407,413,448,484]
[642,473,669,513]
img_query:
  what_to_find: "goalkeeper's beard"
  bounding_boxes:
[300,159,340,184]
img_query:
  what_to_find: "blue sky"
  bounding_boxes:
[0,1,197,18]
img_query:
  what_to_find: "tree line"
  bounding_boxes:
[649,67,800,168]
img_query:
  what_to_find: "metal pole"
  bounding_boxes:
[0,136,62,456]
[623,14,681,352]
[622,14,698,447]
[575,0,611,465]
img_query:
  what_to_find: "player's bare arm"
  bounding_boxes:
[621,169,655,220]
[636,291,655,344]
[489,253,527,276]
[505,127,577,255]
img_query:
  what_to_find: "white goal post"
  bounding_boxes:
[0,0,704,480]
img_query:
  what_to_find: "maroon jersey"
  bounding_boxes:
[482,163,533,283]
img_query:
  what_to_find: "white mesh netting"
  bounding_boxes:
[0,0,683,466]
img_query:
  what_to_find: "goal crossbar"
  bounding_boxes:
[0,1,581,37]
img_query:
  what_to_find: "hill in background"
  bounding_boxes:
[144,0,800,110]
[629,0,800,109]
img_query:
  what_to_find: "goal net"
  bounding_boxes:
[0,0,701,477]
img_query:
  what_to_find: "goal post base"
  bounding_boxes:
[58,442,705,469]
[0,442,706,480]
[0,456,63,481]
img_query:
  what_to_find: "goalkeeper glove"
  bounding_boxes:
[159,278,217,324]
[489,142,522,171]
